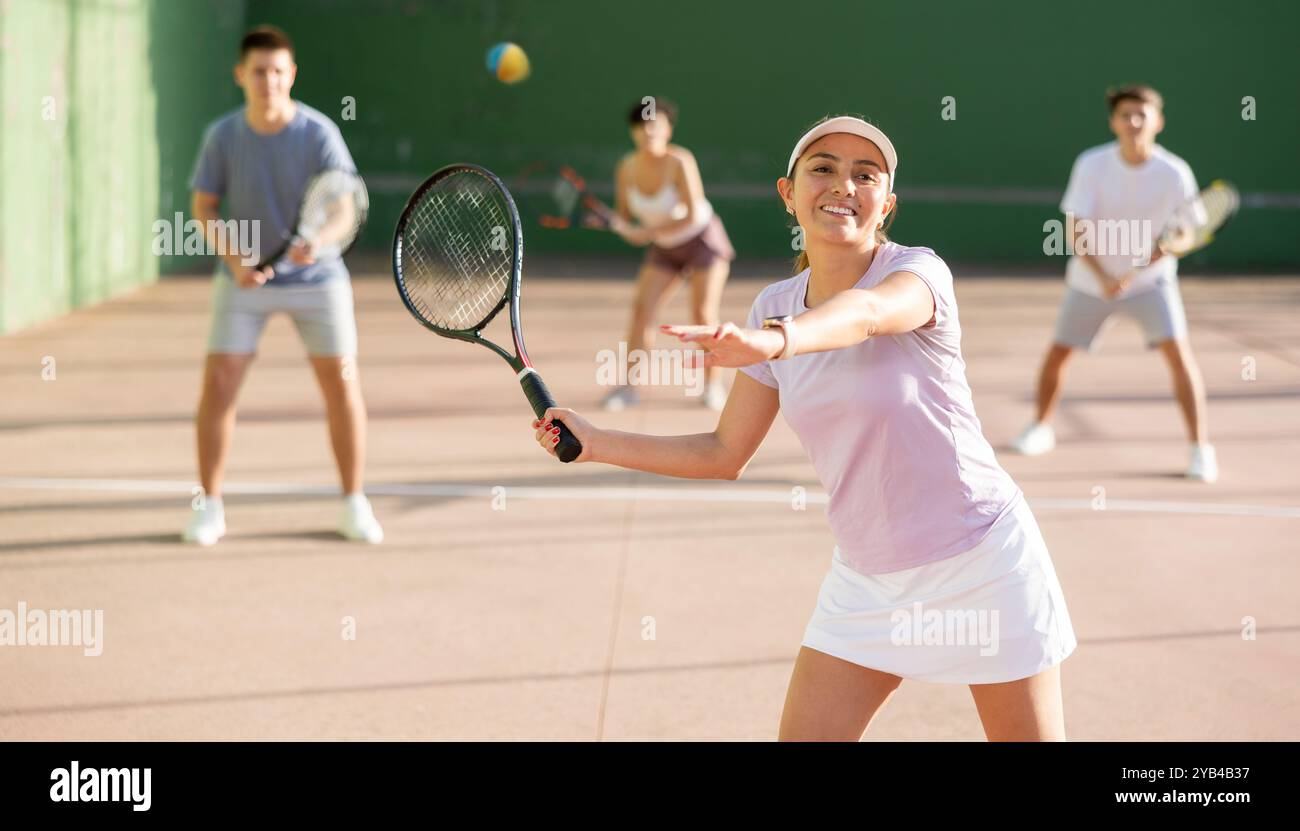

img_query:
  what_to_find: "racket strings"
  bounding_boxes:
[1195,185,1239,230]
[550,176,581,217]
[298,170,368,255]
[399,173,514,331]
[1164,182,1240,255]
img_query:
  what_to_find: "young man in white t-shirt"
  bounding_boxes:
[1012,84,1217,482]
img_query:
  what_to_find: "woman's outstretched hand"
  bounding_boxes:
[661,323,785,369]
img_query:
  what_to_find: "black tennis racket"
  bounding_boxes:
[256,169,369,272]
[514,162,616,231]
[392,163,583,463]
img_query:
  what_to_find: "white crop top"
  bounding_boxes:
[626,178,713,248]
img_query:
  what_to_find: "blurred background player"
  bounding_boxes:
[182,25,383,545]
[1011,84,1218,483]
[601,97,736,412]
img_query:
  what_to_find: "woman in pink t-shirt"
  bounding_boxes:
[531,116,1077,741]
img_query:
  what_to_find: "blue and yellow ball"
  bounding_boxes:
[486,42,530,84]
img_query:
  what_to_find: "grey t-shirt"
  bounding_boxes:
[190,102,356,286]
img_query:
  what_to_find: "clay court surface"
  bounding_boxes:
[1,259,1297,740]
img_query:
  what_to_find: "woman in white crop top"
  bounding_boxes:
[601,96,736,413]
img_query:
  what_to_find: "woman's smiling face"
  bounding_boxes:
[779,132,895,248]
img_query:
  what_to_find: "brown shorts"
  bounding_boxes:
[643,214,735,274]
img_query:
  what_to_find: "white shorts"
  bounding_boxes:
[1052,281,1188,352]
[207,273,358,356]
[802,496,1077,685]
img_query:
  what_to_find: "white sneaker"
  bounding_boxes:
[182,497,226,546]
[339,493,384,543]
[1010,421,1056,456]
[600,385,639,412]
[1186,443,1219,483]
[702,383,727,411]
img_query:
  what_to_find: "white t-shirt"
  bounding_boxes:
[1060,142,1198,298]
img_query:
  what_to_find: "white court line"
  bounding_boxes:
[1,476,1299,518]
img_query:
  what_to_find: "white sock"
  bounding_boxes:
[202,495,224,513]
[344,492,369,509]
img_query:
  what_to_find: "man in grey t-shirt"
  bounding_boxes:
[183,25,383,545]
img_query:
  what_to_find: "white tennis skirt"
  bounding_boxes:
[802,496,1077,685]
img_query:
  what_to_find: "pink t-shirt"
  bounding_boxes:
[740,241,1023,575]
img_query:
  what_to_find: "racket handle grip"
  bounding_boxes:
[520,370,583,464]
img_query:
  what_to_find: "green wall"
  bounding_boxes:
[0,0,70,334]
[0,0,163,334]
[0,0,241,335]
[2,0,1297,335]
[149,0,246,274]
[245,0,1299,269]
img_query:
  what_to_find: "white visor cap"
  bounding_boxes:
[786,116,898,192]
